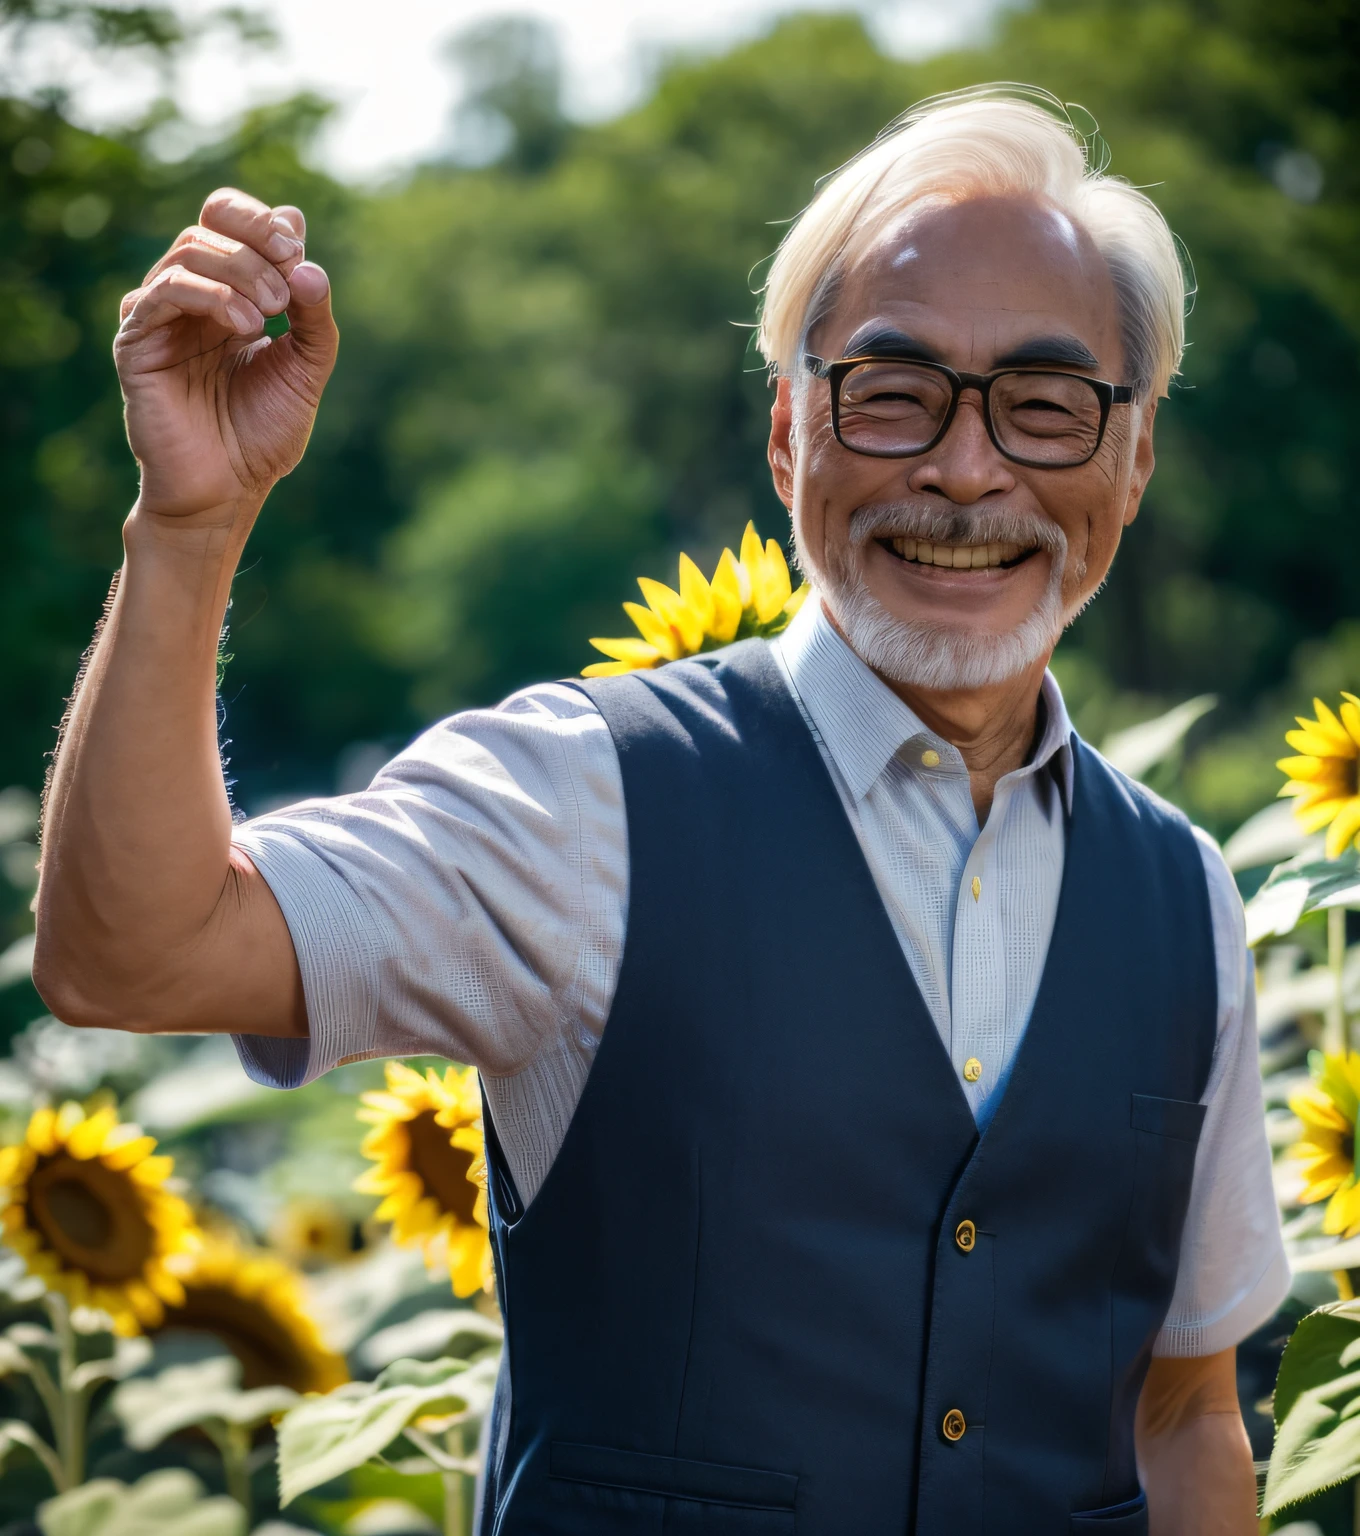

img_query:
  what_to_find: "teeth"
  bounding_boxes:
[890,536,1034,569]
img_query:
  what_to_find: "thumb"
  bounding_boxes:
[283,260,338,370]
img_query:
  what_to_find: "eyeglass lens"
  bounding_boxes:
[836,361,1106,465]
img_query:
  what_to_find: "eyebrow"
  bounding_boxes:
[992,334,1101,370]
[838,326,1102,372]
[841,326,945,363]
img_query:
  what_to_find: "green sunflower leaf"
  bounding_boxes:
[276,1352,499,1506]
[1245,848,1360,945]
[37,1470,245,1536]
[1263,1300,1360,1515]
[111,1356,299,1450]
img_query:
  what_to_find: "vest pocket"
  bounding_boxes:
[544,1437,792,1523]
[1069,1489,1148,1532]
[1130,1093,1206,1142]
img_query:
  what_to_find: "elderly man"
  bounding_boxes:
[35,88,1284,1534]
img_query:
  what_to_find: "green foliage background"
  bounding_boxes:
[1,0,1357,1023]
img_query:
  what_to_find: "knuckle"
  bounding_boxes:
[201,185,242,215]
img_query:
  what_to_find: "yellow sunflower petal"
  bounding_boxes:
[1340,697,1360,751]
[100,1135,158,1171]
[54,1102,84,1143]
[128,1155,174,1187]
[622,601,683,661]
[67,1104,120,1160]
[587,636,665,668]
[358,1091,418,1120]
[709,549,745,642]
[676,553,717,638]
[1296,798,1348,834]
[581,659,635,676]
[1326,798,1360,859]
[1278,755,1341,783]
[637,578,704,655]
[1287,726,1352,758]
[26,1107,58,1157]
[1325,1180,1360,1236]
[1312,699,1357,753]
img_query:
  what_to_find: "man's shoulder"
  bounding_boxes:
[1074,737,1195,837]
[1075,738,1244,961]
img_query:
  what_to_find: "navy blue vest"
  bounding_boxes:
[479,640,1217,1535]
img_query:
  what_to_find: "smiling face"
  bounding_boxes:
[769,192,1157,693]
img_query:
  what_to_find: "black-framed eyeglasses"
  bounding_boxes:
[803,354,1135,469]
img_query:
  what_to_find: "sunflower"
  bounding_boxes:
[354,1062,493,1298]
[268,1197,362,1271]
[159,1236,347,1394]
[583,521,810,676]
[1289,1051,1360,1235]
[0,1103,197,1336]
[1278,694,1360,859]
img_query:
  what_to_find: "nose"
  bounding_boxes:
[904,391,1016,505]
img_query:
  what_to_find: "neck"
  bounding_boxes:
[821,599,1052,823]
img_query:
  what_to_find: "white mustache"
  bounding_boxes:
[847,501,1066,556]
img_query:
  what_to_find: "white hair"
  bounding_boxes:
[756,85,1188,398]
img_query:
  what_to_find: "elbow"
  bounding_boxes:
[31,929,155,1034]
[31,935,114,1031]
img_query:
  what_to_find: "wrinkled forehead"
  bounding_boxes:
[817,193,1124,373]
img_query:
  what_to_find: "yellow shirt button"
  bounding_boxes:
[955,1219,976,1252]
[920,748,941,768]
[963,1057,982,1083]
[970,875,981,901]
[942,1408,967,1442]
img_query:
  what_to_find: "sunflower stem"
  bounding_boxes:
[442,1419,468,1536]
[43,1292,84,1490]
[207,1421,253,1521]
[1329,905,1348,1055]
[442,1469,467,1536]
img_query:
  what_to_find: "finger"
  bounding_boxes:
[281,260,337,367]
[148,227,292,317]
[120,265,263,342]
[273,204,306,241]
[199,186,305,270]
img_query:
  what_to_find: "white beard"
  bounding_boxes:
[794,501,1086,691]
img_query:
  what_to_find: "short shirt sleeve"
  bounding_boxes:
[1152,829,1290,1357]
[229,682,627,1097]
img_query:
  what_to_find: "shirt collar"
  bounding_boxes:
[775,595,1075,811]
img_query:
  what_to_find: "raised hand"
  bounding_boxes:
[114,187,339,526]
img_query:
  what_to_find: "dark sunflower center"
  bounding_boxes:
[27,1154,156,1282]
[157,1285,318,1393]
[405,1110,480,1226]
[45,1177,112,1249]
[1345,1134,1355,1165]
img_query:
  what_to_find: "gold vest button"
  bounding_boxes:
[963,1057,982,1083]
[955,1219,976,1252]
[942,1408,967,1442]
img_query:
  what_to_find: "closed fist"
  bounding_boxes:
[115,187,339,526]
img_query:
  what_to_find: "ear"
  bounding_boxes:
[1121,397,1157,527]
[768,376,796,511]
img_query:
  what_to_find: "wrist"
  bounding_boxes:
[123,498,263,563]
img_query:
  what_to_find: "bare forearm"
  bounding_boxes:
[36,506,289,1031]
[1138,1364,1257,1536]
